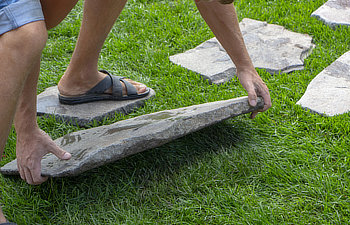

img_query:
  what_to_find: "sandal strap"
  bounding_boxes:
[86,70,138,98]
[110,75,138,97]
[86,76,111,95]
[120,78,137,97]
[86,70,114,94]
[110,75,123,98]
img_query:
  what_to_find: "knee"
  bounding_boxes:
[2,21,48,55]
[19,21,48,53]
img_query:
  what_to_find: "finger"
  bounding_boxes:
[250,111,258,119]
[30,165,48,185]
[255,82,271,111]
[50,145,71,160]
[23,167,35,185]
[247,88,258,107]
[18,164,25,181]
[261,89,272,112]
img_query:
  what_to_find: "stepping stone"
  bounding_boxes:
[297,51,350,116]
[1,96,264,177]
[311,0,350,28]
[37,86,156,127]
[170,18,315,84]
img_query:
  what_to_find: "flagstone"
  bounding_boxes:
[169,18,315,84]
[297,51,350,116]
[311,0,350,28]
[36,86,156,127]
[1,96,264,177]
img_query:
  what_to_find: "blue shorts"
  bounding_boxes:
[0,0,44,35]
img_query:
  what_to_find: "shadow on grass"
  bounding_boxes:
[1,118,266,223]
[60,118,259,184]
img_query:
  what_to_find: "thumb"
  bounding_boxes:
[51,146,72,160]
[247,90,257,107]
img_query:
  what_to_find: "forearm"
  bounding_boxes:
[196,1,271,116]
[195,1,254,74]
[13,61,41,136]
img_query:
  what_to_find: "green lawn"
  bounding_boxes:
[1,0,350,224]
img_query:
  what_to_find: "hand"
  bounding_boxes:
[236,68,271,119]
[16,128,71,185]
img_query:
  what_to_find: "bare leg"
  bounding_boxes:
[0,208,5,223]
[6,1,78,186]
[0,20,48,224]
[58,0,146,97]
[195,1,271,118]
[1,2,78,221]
[40,0,79,30]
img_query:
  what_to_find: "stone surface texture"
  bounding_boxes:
[297,51,350,116]
[2,96,264,177]
[169,18,315,84]
[37,86,156,126]
[311,0,350,28]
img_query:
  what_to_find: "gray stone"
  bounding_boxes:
[312,0,350,28]
[169,18,315,84]
[297,51,350,116]
[37,86,156,127]
[1,96,264,177]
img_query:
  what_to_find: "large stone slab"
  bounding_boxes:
[2,96,264,177]
[297,51,350,116]
[312,0,350,28]
[169,18,315,84]
[37,86,156,127]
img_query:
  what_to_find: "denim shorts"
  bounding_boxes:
[0,0,44,35]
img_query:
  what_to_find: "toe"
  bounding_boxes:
[123,79,147,94]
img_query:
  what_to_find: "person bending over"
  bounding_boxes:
[0,0,270,223]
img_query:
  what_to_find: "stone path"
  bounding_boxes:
[1,96,264,177]
[312,0,350,28]
[170,18,315,84]
[37,86,156,127]
[297,51,350,116]
[5,3,347,178]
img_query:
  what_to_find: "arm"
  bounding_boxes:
[195,0,271,118]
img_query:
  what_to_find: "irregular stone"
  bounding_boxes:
[1,96,264,177]
[311,0,350,28]
[37,86,156,127]
[169,18,315,84]
[297,51,350,116]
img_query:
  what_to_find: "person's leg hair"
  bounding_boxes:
[58,0,146,97]
[0,20,48,223]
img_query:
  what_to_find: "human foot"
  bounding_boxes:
[16,128,71,185]
[58,70,149,104]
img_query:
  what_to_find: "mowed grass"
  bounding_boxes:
[1,0,350,224]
